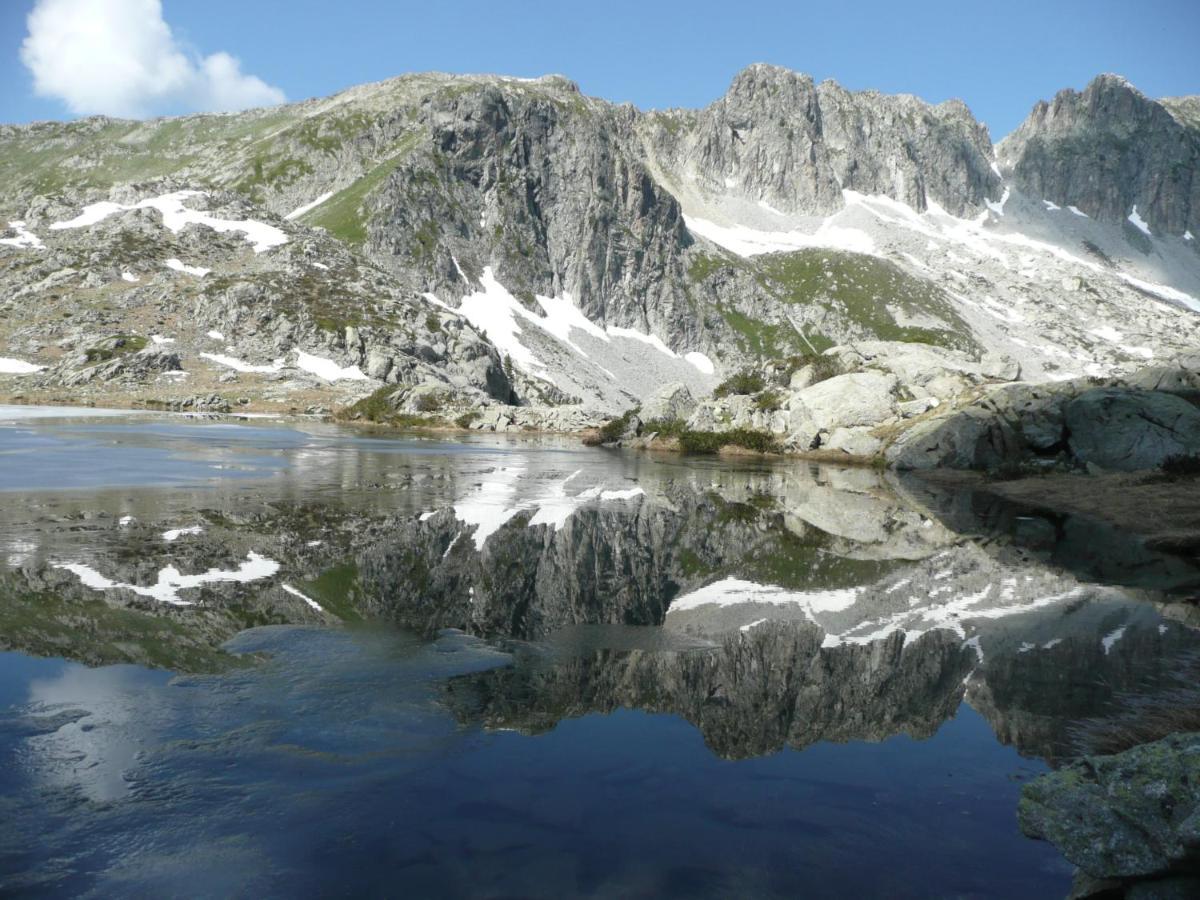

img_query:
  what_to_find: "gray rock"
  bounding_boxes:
[1065,388,1200,471]
[1018,731,1200,879]
[641,382,696,423]
[888,406,1022,471]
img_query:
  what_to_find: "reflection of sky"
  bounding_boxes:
[23,661,172,803]
[0,629,1074,898]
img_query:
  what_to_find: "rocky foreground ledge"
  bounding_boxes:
[1019,732,1200,898]
[590,341,1200,474]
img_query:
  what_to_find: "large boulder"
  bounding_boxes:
[887,406,1022,470]
[1019,731,1200,880]
[1066,389,1200,471]
[788,372,898,448]
[641,382,696,423]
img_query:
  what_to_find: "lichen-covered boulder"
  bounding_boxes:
[1018,731,1200,880]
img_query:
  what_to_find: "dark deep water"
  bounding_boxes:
[2,406,1198,898]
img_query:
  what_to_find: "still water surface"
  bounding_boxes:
[2,407,1196,897]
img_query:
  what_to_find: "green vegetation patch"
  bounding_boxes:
[85,333,148,364]
[759,249,976,352]
[713,370,767,398]
[301,134,420,244]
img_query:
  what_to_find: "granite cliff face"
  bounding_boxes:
[1,67,1198,429]
[643,63,1000,217]
[1001,74,1200,237]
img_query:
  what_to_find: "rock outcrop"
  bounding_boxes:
[1019,732,1200,883]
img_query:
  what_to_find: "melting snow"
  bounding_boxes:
[55,552,280,606]
[51,190,288,253]
[1127,206,1152,237]
[285,191,334,220]
[0,357,45,375]
[740,618,769,632]
[165,258,210,277]
[0,221,44,249]
[121,271,139,282]
[206,330,225,340]
[150,335,175,345]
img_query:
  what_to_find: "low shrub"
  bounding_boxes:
[713,370,766,398]
[597,407,640,444]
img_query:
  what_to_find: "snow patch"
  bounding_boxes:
[165,258,210,277]
[1068,206,1089,218]
[51,190,287,253]
[984,188,1010,217]
[162,525,203,542]
[285,191,334,220]
[206,330,225,341]
[1127,206,1152,237]
[684,351,716,375]
[1042,200,1061,211]
[282,584,325,613]
[199,353,285,374]
[150,335,175,345]
[0,221,44,250]
[684,214,875,257]
[121,271,139,282]
[1090,326,1123,343]
[294,349,368,382]
[0,357,45,375]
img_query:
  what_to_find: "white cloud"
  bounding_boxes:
[20,0,285,118]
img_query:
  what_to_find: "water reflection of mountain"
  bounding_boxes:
[4,447,1199,769]
[447,626,973,760]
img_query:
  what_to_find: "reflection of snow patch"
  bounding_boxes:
[55,552,280,606]
[1068,206,1088,218]
[1102,625,1127,654]
[669,578,860,613]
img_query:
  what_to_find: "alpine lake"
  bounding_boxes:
[2,406,1198,899]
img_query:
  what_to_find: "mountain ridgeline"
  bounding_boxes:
[0,65,1198,433]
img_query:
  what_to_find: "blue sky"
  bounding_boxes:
[2,0,1198,139]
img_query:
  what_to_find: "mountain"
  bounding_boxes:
[1,67,1197,434]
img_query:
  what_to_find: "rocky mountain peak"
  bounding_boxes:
[1001,73,1200,236]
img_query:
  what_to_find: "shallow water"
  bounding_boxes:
[2,408,1197,897]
